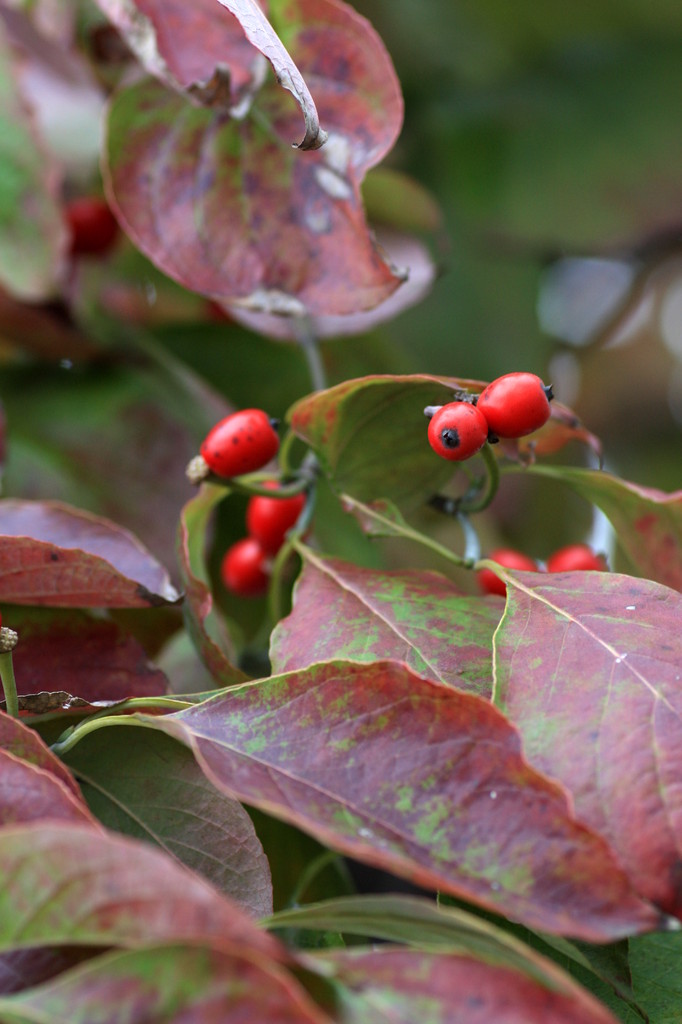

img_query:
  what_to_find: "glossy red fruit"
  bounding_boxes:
[477,372,553,439]
[546,544,607,573]
[427,402,489,461]
[477,548,539,597]
[65,197,119,256]
[221,538,270,597]
[246,482,306,555]
[200,409,279,478]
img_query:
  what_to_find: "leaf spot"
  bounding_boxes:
[314,165,353,201]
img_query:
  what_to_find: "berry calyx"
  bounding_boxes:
[200,409,279,479]
[477,548,539,597]
[546,544,607,573]
[246,482,306,555]
[221,538,270,597]
[477,372,553,439]
[427,402,489,461]
[65,197,119,256]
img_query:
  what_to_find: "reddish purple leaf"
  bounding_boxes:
[318,947,619,1024]
[527,466,682,591]
[0,748,96,828]
[0,713,80,795]
[493,570,682,921]
[0,500,179,607]
[95,0,265,110]
[0,822,283,959]
[0,943,331,1023]
[11,613,168,703]
[178,486,248,686]
[147,660,662,940]
[226,229,435,340]
[270,549,498,696]
[104,0,405,315]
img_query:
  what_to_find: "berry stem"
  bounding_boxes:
[0,629,19,719]
[458,442,499,513]
[457,513,482,565]
[294,317,327,393]
[266,486,316,624]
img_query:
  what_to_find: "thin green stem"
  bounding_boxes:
[266,485,317,623]
[459,442,499,513]
[51,712,154,759]
[285,851,353,909]
[226,474,310,499]
[0,651,19,718]
[294,317,327,393]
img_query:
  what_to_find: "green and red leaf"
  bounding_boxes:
[316,946,620,1024]
[0,822,283,958]
[140,660,662,940]
[270,549,497,696]
[178,485,247,687]
[493,570,682,920]
[103,0,404,315]
[0,942,331,1024]
[288,375,595,508]
[526,465,682,591]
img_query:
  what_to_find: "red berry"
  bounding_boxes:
[65,197,119,256]
[477,548,539,597]
[546,544,607,573]
[427,402,489,461]
[200,409,279,478]
[477,372,553,439]
[221,538,270,597]
[246,482,306,555]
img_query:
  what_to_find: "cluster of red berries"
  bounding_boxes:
[195,409,307,596]
[427,372,554,462]
[478,544,608,596]
[221,484,306,597]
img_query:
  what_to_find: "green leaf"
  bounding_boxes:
[267,894,574,986]
[628,929,682,1023]
[63,725,272,918]
[178,485,247,686]
[288,375,594,510]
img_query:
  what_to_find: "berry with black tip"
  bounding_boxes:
[246,482,306,555]
[477,372,553,439]
[200,409,279,479]
[546,544,607,573]
[427,402,489,461]
[477,548,539,597]
[221,538,270,597]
